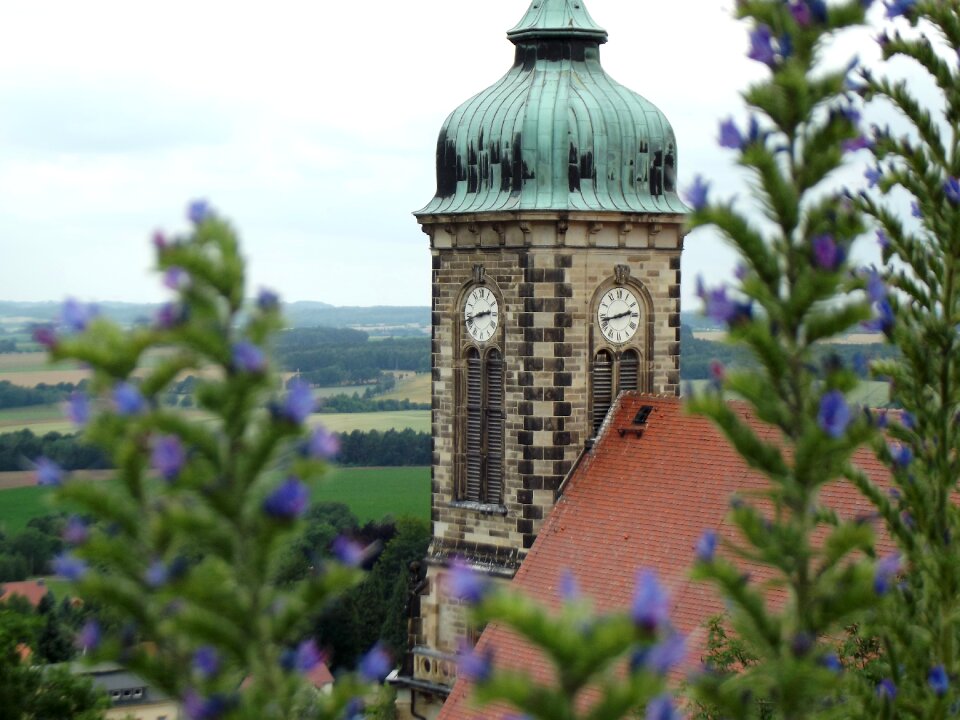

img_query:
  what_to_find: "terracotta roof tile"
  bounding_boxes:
[439,394,892,719]
[0,580,51,608]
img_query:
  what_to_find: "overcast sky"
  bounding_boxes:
[0,1,899,308]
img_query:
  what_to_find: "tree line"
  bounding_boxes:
[318,394,430,414]
[0,428,430,471]
[0,380,84,410]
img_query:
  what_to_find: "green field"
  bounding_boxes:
[685,380,892,406]
[0,466,430,535]
[309,411,430,433]
[379,373,431,404]
[0,485,57,534]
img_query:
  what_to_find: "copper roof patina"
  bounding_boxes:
[417,0,687,217]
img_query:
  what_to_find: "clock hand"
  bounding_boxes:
[467,310,493,320]
[600,311,632,321]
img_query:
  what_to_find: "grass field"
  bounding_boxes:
[685,379,892,406]
[379,373,430,404]
[309,411,430,433]
[0,466,430,535]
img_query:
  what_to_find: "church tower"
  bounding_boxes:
[396,1,688,714]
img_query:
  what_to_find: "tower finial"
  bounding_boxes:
[507,0,608,44]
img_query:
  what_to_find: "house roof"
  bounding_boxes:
[305,661,335,689]
[0,580,51,608]
[439,393,892,719]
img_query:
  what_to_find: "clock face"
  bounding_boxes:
[464,286,499,343]
[597,287,640,344]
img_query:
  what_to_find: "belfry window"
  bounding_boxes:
[462,348,505,505]
[592,349,643,435]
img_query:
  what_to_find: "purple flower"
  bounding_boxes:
[696,530,717,562]
[876,229,890,249]
[884,0,915,19]
[874,553,901,595]
[183,690,233,720]
[944,177,960,205]
[152,230,168,251]
[748,25,776,68]
[60,298,97,333]
[308,426,340,459]
[295,639,323,673]
[890,443,913,467]
[163,266,189,291]
[865,166,882,187]
[457,641,493,682]
[876,678,897,700]
[193,646,220,679]
[864,269,887,303]
[257,288,280,312]
[113,382,146,416]
[900,411,915,430]
[63,516,90,545]
[145,560,169,588]
[697,281,752,326]
[559,569,580,602]
[912,201,922,218]
[76,619,101,652]
[865,298,895,334]
[818,390,851,439]
[684,175,710,211]
[812,234,845,271]
[822,653,842,673]
[646,694,680,720]
[53,552,88,581]
[65,391,90,427]
[445,558,489,604]
[645,633,687,675]
[358,643,392,682]
[36,457,65,486]
[718,118,743,149]
[790,1,812,26]
[929,665,949,697]
[32,326,58,350]
[278,380,315,424]
[187,199,211,225]
[842,135,872,153]
[632,569,670,631]
[232,341,267,374]
[332,536,366,567]
[151,435,186,481]
[155,302,186,330]
[263,476,309,520]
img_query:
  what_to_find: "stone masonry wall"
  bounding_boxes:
[425,215,684,562]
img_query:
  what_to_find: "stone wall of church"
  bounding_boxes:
[424,215,684,561]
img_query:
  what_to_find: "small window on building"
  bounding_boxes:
[460,347,505,505]
[619,349,639,393]
[592,350,613,434]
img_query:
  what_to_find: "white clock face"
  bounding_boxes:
[597,287,640,344]
[464,286,499,343]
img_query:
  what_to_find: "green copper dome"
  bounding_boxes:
[418,0,687,217]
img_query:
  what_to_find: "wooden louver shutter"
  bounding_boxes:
[620,350,639,393]
[485,350,505,505]
[593,351,613,434]
[465,350,483,502]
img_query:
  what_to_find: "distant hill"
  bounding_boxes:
[0,300,429,334]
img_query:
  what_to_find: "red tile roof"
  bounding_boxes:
[440,394,892,719]
[305,661,334,689]
[0,580,51,608]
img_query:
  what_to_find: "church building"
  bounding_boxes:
[391,0,689,716]
[388,3,894,719]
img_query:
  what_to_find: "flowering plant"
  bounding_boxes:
[35,203,380,719]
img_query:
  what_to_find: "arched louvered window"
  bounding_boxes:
[620,349,640,393]
[592,350,613,434]
[461,347,505,505]
[485,350,505,505]
[464,348,483,502]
